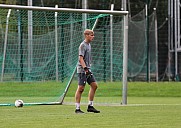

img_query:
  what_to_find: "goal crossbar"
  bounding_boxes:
[0,4,128,15]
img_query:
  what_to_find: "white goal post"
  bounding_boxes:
[0,4,129,105]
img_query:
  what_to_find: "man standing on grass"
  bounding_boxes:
[75,29,100,114]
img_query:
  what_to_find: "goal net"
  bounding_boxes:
[0,4,128,106]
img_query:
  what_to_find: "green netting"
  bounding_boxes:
[128,9,156,81]
[0,7,125,105]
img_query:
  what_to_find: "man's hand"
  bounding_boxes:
[84,67,92,78]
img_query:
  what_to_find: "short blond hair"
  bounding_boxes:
[84,29,94,35]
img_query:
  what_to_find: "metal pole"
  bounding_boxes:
[28,0,33,77]
[82,0,87,30]
[174,0,178,78]
[17,10,21,81]
[153,8,158,82]
[122,0,128,105]
[110,4,114,82]
[168,0,171,81]
[55,5,59,81]
[170,0,174,51]
[121,0,124,10]
[178,0,180,48]
[17,10,24,81]
[122,14,128,105]
[145,3,150,82]
[1,9,11,82]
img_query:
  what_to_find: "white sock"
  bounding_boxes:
[88,101,93,106]
[75,103,80,110]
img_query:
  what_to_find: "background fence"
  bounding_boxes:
[0,0,174,81]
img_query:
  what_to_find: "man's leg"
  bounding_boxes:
[75,85,85,113]
[88,82,97,103]
[75,85,85,104]
[87,82,100,113]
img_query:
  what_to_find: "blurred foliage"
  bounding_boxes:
[0,0,16,4]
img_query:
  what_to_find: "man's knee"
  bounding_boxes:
[78,86,85,93]
[90,82,98,90]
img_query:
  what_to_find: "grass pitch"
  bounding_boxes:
[1,102,181,128]
[0,82,181,128]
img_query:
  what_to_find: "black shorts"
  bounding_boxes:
[78,73,96,86]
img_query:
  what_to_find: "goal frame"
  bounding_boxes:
[0,4,129,105]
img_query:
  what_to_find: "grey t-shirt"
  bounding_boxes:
[77,41,91,73]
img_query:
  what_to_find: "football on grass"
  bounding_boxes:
[15,99,24,107]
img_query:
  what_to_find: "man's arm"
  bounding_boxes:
[79,55,92,77]
[79,55,86,68]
